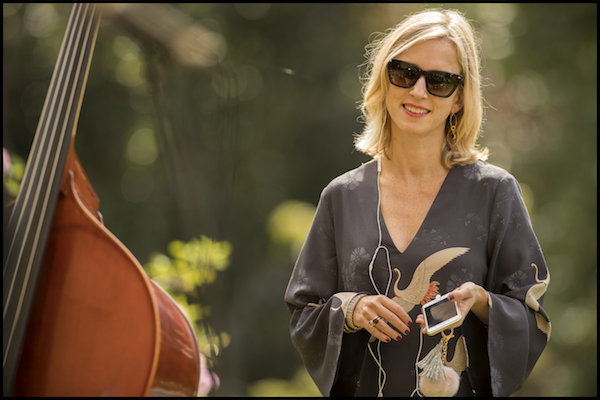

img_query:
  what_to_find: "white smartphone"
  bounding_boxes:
[421,293,461,336]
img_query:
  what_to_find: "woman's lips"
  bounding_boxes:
[403,104,430,116]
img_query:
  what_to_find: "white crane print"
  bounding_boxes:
[392,247,470,313]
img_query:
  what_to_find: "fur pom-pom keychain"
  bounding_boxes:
[416,329,460,397]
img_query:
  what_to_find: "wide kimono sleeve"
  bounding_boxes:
[472,172,551,396]
[283,187,357,396]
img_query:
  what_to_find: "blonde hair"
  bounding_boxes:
[354,8,488,167]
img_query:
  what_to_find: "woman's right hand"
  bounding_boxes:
[352,295,413,342]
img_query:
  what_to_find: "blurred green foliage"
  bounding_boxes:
[144,235,232,359]
[247,365,320,397]
[2,152,25,198]
[3,3,596,397]
[267,200,316,262]
[147,235,232,291]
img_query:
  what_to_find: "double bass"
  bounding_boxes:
[3,4,201,396]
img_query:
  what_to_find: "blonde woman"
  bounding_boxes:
[285,8,550,397]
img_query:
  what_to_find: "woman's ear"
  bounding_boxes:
[452,91,464,114]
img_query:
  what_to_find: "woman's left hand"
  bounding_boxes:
[416,282,490,334]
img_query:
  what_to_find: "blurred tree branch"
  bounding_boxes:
[100,3,226,67]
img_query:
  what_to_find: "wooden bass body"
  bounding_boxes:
[13,146,201,396]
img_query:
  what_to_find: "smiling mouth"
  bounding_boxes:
[403,104,430,114]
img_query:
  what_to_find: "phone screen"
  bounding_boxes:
[424,297,458,326]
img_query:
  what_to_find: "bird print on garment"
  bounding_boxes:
[394,248,472,375]
[392,247,470,313]
[525,263,551,339]
[446,335,469,374]
[369,247,470,343]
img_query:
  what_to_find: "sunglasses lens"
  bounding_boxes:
[427,72,459,97]
[388,61,418,88]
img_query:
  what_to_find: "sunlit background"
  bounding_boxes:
[3,3,596,396]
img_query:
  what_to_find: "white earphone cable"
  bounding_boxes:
[367,149,394,397]
[410,327,426,397]
[368,155,393,296]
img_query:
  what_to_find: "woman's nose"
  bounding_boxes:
[409,75,428,98]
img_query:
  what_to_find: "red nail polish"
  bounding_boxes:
[448,293,455,301]
[408,320,413,327]
[397,335,402,341]
[386,337,391,343]
[405,329,410,335]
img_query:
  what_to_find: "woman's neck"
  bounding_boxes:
[381,131,448,184]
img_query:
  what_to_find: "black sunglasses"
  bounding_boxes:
[387,59,463,98]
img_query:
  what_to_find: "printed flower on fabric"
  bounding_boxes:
[342,247,369,290]
[507,269,528,291]
[476,225,488,242]
[318,224,330,241]
[460,213,480,227]
[463,164,480,180]
[446,269,472,292]
[508,212,523,229]
[349,247,369,268]
[490,367,503,392]
[495,190,513,209]
[331,168,364,190]
[489,330,505,350]
[431,234,451,248]
[293,264,313,297]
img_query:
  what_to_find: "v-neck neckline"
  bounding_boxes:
[377,165,454,255]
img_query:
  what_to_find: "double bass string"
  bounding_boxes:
[2,3,101,389]
[4,1,86,352]
[3,3,84,300]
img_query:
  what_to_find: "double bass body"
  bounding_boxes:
[5,4,201,396]
[13,148,201,396]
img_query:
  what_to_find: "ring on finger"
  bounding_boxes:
[368,316,382,327]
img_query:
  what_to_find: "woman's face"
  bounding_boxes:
[385,39,464,146]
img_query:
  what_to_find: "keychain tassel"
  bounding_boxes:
[416,329,460,397]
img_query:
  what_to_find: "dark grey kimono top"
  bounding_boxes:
[284,160,550,397]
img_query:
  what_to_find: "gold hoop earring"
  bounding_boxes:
[448,112,458,145]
